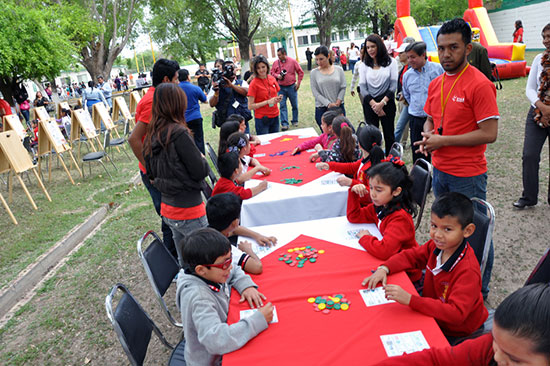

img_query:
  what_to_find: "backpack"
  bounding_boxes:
[13,83,28,104]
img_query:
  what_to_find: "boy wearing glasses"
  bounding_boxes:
[176,228,274,366]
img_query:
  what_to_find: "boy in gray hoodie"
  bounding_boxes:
[176,228,273,366]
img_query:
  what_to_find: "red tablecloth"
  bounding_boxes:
[224,235,449,366]
[251,135,329,186]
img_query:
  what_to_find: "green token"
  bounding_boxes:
[335,294,344,299]
[278,257,285,261]
[285,259,293,264]
[297,264,303,268]
[326,303,333,309]
[334,303,341,310]
[327,300,334,306]
[320,299,326,304]
[309,258,317,263]
[306,246,311,249]
[315,297,322,304]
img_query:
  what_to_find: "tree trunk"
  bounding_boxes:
[0,77,15,107]
[370,12,379,36]
[250,42,256,57]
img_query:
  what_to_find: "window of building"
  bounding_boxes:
[331,33,338,42]
[339,31,349,40]
[354,30,365,40]
[310,34,319,44]
[298,35,309,46]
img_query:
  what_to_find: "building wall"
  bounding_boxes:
[488,1,549,50]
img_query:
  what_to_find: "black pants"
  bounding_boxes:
[362,95,396,156]
[307,59,312,71]
[520,107,550,205]
[409,115,430,163]
[187,117,205,154]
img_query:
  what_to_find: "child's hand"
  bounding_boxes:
[256,235,277,247]
[309,152,320,162]
[259,166,271,176]
[361,267,388,289]
[351,184,368,197]
[315,162,329,171]
[240,287,266,308]
[238,240,253,254]
[258,181,268,191]
[259,302,274,323]
[357,229,372,238]
[384,284,412,305]
[291,147,300,155]
[337,176,352,187]
[314,143,323,152]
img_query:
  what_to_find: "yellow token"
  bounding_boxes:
[333,297,341,303]
[294,247,299,251]
[307,297,316,303]
[288,249,294,253]
[341,303,349,311]
[318,250,325,254]
[318,303,326,310]
[299,247,306,251]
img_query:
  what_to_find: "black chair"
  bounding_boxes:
[525,248,550,285]
[105,283,186,366]
[388,142,403,158]
[137,231,182,328]
[206,142,220,175]
[107,119,131,159]
[409,158,432,230]
[468,198,495,275]
[81,129,117,179]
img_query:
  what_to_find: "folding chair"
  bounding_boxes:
[105,283,186,366]
[388,142,403,158]
[468,198,496,276]
[107,119,132,159]
[137,230,182,328]
[81,129,117,179]
[206,142,220,175]
[409,158,432,230]
[525,248,550,285]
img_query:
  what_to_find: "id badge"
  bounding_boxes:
[232,100,239,109]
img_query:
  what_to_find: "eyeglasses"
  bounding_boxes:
[203,257,232,270]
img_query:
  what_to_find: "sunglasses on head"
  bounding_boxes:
[203,257,232,270]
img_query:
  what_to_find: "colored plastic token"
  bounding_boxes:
[307,297,316,303]
[306,246,311,249]
[334,303,341,310]
[288,249,294,253]
[299,247,306,250]
[314,307,322,312]
[318,250,325,254]
[322,309,331,315]
[278,257,285,261]
[297,264,303,268]
[318,303,326,310]
[285,259,293,264]
[341,303,349,311]
[309,258,317,263]
[315,297,322,304]
[333,297,341,303]
[335,294,344,299]
[289,262,296,267]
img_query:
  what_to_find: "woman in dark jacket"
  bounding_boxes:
[143,83,209,256]
[33,91,49,107]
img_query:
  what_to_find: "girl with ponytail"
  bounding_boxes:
[317,116,361,162]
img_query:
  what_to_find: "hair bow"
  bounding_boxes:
[237,137,247,148]
[226,146,239,153]
[383,155,405,167]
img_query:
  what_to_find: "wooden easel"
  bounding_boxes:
[37,119,82,184]
[57,101,71,119]
[112,97,135,128]
[93,103,120,153]
[2,114,28,140]
[71,109,103,160]
[129,91,141,115]
[0,131,52,225]
[33,106,51,123]
[140,88,149,97]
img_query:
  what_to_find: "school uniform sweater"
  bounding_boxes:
[373,333,494,366]
[297,132,337,151]
[176,268,268,366]
[383,239,488,337]
[347,189,420,281]
[212,177,253,200]
[329,159,372,205]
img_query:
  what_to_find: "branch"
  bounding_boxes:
[249,17,261,39]
[111,0,118,49]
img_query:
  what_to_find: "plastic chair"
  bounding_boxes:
[105,283,186,366]
[107,119,132,159]
[525,248,550,285]
[388,142,403,158]
[206,142,220,175]
[468,198,496,275]
[409,158,432,230]
[81,130,117,179]
[137,230,182,328]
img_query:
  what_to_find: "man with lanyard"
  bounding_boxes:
[402,41,444,163]
[270,47,304,131]
[207,60,252,132]
[194,64,210,94]
[128,59,180,257]
[97,75,113,108]
[415,18,499,299]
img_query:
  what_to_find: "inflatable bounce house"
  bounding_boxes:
[393,0,527,79]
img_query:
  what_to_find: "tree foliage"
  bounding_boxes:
[148,0,219,65]
[0,1,75,105]
[411,0,468,26]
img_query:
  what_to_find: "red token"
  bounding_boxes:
[289,262,296,267]
[322,309,331,314]
[314,307,322,312]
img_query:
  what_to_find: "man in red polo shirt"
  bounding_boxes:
[415,18,499,299]
[128,58,180,256]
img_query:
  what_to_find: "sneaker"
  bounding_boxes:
[281,125,289,131]
[291,121,299,127]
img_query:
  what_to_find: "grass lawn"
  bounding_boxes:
[1,51,549,364]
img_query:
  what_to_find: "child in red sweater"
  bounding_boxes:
[316,124,385,205]
[226,132,270,184]
[291,110,339,159]
[372,283,550,366]
[212,152,267,200]
[363,192,488,338]
[347,158,420,281]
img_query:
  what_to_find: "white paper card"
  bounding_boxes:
[306,149,316,153]
[260,141,271,145]
[359,287,395,307]
[254,153,266,158]
[380,331,430,357]
[320,179,338,185]
[240,306,278,324]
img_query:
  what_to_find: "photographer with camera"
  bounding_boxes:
[270,48,304,131]
[208,60,252,132]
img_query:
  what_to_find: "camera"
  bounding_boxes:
[280,69,287,79]
[222,63,235,79]
[211,64,236,90]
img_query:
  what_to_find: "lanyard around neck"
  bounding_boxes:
[439,63,469,135]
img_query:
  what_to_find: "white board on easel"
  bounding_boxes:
[2,114,27,140]
[33,106,50,123]
[129,91,141,115]
[57,101,70,119]
[93,103,115,130]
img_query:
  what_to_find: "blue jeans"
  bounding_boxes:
[21,109,30,129]
[140,171,176,258]
[255,116,280,135]
[432,168,493,297]
[394,105,409,142]
[314,104,346,130]
[163,215,208,267]
[278,84,299,127]
[349,60,358,74]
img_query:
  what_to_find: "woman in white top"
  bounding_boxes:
[359,34,398,155]
[514,23,550,209]
[348,43,361,74]
[310,46,347,130]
